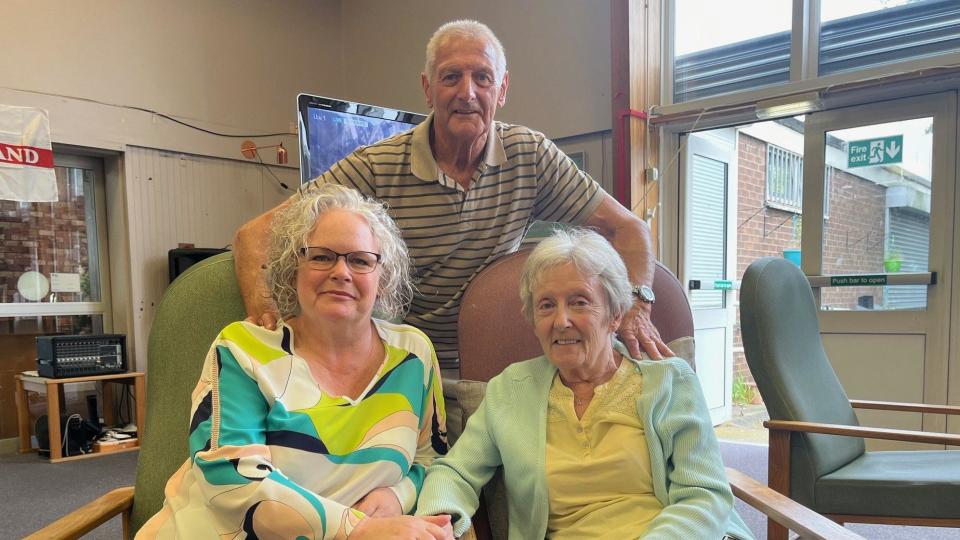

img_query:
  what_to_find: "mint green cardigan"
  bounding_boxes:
[416,344,753,539]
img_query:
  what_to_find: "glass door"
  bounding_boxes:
[802,92,955,448]
[681,130,737,424]
[681,120,815,426]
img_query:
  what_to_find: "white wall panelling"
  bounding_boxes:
[124,148,292,370]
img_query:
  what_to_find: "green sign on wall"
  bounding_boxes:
[848,135,903,168]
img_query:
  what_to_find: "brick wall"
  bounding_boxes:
[820,167,887,309]
[0,168,90,315]
[733,133,886,386]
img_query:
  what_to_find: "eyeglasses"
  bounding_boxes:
[298,246,381,273]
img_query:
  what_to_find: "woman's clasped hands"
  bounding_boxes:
[349,514,454,540]
[350,487,454,539]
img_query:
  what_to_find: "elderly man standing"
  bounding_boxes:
[234,20,672,374]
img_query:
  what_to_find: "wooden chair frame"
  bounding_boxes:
[764,399,960,540]
[726,469,863,540]
[26,486,134,540]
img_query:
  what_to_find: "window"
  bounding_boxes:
[0,154,111,333]
[673,0,792,103]
[819,0,960,76]
[669,0,960,104]
[765,144,832,218]
[765,144,803,212]
[820,116,933,311]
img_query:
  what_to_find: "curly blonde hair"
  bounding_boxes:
[266,183,412,320]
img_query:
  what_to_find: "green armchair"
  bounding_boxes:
[28,252,246,539]
[740,257,960,540]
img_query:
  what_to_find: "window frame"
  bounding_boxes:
[0,154,113,329]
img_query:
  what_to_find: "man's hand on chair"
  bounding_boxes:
[618,302,674,360]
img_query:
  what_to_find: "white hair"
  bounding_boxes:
[519,228,633,324]
[424,19,507,84]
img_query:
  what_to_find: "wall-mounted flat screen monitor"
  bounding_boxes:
[297,94,427,184]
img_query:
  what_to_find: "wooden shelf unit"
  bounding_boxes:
[14,371,145,463]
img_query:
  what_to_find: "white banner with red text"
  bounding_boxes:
[0,104,57,202]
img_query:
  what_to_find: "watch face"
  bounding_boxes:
[636,285,655,303]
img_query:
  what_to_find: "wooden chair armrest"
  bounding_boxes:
[850,399,960,415]
[765,419,960,445]
[726,468,863,540]
[25,486,134,540]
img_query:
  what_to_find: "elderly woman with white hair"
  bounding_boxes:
[140,183,452,540]
[416,228,752,539]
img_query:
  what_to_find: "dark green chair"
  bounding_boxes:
[740,257,960,540]
[28,252,245,539]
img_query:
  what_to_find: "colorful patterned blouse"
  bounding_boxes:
[138,320,447,539]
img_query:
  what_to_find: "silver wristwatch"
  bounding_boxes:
[631,284,656,304]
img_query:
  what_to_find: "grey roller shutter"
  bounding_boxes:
[688,154,727,310]
[885,207,929,309]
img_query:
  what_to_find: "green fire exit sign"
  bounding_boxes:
[848,135,903,168]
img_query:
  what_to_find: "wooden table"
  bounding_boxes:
[15,371,146,463]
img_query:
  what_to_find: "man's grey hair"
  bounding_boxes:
[266,183,412,321]
[424,19,507,84]
[519,228,633,324]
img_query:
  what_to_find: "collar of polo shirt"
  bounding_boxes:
[410,112,507,184]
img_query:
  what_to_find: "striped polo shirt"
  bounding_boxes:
[301,114,604,367]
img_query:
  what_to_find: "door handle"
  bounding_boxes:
[688,279,741,291]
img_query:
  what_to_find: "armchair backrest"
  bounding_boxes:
[130,252,246,533]
[458,248,695,380]
[739,257,865,505]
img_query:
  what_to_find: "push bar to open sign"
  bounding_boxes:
[688,272,935,291]
[806,272,936,288]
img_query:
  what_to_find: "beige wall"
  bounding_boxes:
[0,0,343,159]
[0,0,615,374]
[339,0,612,139]
[0,0,611,161]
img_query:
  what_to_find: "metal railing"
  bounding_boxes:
[766,144,803,211]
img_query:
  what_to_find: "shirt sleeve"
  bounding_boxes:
[186,338,365,540]
[415,386,503,538]
[298,148,377,199]
[642,364,736,539]
[531,134,604,225]
[388,340,449,514]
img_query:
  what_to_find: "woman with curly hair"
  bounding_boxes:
[141,184,451,540]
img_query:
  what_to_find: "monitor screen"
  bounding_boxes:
[297,94,427,184]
